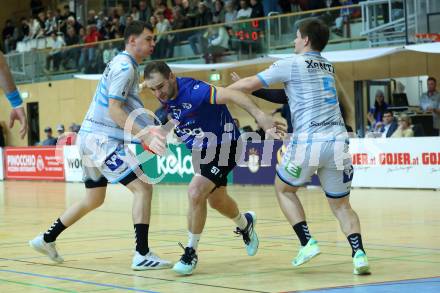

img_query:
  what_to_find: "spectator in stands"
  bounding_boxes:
[56,124,65,136]
[391,114,414,138]
[153,12,171,59]
[15,17,31,42]
[367,89,388,128]
[45,32,65,72]
[225,1,238,25]
[44,10,58,36]
[149,14,158,34]
[188,2,213,55]
[87,9,98,26]
[103,42,118,65]
[131,5,140,21]
[250,0,265,18]
[139,0,153,22]
[80,25,101,73]
[64,16,82,35]
[2,20,15,53]
[109,16,125,39]
[237,0,252,19]
[204,25,230,63]
[167,6,186,58]
[213,0,226,23]
[420,77,440,136]
[41,127,57,145]
[376,110,398,138]
[31,12,46,39]
[334,0,353,36]
[62,26,80,70]
[61,4,76,21]
[157,1,174,21]
[181,0,198,28]
[69,122,80,133]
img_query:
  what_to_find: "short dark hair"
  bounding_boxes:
[428,76,437,83]
[298,18,329,52]
[144,61,172,79]
[123,21,153,44]
[384,110,394,116]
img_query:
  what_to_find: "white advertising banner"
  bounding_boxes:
[0,148,3,180]
[350,137,440,189]
[63,145,83,182]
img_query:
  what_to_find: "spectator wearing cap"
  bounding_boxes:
[41,127,57,146]
[56,124,65,136]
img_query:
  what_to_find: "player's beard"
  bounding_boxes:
[167,81,176,99]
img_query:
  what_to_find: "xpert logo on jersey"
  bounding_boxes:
[193,84,200,90]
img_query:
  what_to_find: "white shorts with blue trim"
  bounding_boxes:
[78,133,140,184]
[276,140,353,198]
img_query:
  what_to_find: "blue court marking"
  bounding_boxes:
[292,277,440,293]
[0,269,160,293]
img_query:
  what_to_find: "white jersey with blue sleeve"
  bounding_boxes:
[79,51,153,142]
[257,52,347,142]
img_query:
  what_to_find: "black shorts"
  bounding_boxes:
[192,141,238,188]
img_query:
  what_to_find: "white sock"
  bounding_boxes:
[187,232,201,250]
[233,213,248,230]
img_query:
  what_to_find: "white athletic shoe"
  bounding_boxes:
[131,251,172,270]
[29,234,64,263]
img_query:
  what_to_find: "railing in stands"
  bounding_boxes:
[7,4,371,84]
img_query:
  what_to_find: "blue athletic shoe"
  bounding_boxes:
[234,211,259,256]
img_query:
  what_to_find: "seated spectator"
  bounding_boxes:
[224,1,238,25]
[181,0,198,28]
[15,17,31,42]
[375,110,398,138]
[131,5,140,21]
[204,25,230,63]
[41,127,57,145]
[367,89,388,128]
[46,32,65,71]
[139,0,153,22]
[62,26,80,69]
[392,114,414,138]
[188,2,213,55]
[103,42,118,65]
[419,77,440,136]
[237,0,252,19]
[213,0,226,23]
[152,12,171,59]
[157,1,174,21]
[44,9,58,36]
[250,0,265,18]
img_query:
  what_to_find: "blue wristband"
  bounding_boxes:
[6,89,23,108]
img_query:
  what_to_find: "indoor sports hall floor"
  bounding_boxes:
[0,181,439,292]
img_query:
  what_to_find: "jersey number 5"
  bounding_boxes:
[322,77,337,105]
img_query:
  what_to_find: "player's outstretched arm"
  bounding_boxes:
[215,87,283,139]
[228,72,288,104]
[0,52,27,139]
[108,98,169,155]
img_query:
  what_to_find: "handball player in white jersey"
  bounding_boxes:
[229,18,370,275]
[30,21,173,270]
